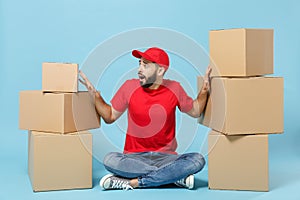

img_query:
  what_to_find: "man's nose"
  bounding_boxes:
[138,65,143,73]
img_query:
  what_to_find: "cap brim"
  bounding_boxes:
[132,50,154,62]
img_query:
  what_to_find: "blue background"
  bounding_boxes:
[1,0,300,199]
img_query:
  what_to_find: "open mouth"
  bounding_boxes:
[138,73,146,81]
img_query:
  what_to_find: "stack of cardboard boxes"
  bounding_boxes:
[19,62,100,192]
[199,28,284,191]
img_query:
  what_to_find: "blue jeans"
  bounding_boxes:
[103,152,205,188]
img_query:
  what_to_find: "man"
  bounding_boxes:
[79,47,211,190]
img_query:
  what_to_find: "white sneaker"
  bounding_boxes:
[174,174,194,189]
[99,174,133,190]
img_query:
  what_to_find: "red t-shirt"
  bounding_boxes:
[111,79,193,154]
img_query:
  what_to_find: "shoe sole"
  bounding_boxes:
[187,175,194,189]
[99,174,114,190]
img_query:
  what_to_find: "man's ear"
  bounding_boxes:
[157,66,166,76]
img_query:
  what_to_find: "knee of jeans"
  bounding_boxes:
[191,153,206,172]
[103,152,119,168]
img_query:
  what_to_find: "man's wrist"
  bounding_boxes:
[95,91,101,99]
[198,89,208,98]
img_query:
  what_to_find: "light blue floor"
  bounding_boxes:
[1,136,300,200]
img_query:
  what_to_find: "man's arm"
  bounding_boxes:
[79,71,123,124]
[187,66,212,118]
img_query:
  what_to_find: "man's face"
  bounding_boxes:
[138,58,158,88]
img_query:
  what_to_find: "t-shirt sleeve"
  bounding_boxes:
[110,81,130,112]
[176,83,194,113]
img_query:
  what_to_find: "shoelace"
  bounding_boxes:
[111,179,134,190]
[176,178,186,186]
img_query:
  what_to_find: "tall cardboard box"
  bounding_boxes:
[198,76,284,135]
[42,62,78,92]
[208,130,269,191]
[210,28,273,77]
[19,91,100,133]
[28,130,93,192]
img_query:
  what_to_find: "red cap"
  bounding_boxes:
[132,47,170,70]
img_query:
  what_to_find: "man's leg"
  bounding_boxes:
[103,152,157,178]
[101,152,159,189]
[138,152,205,188]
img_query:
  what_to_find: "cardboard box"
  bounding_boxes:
[210,28,273,77]
[198,76,283,135]
[42,62,78,92]
[28,130,92,192]
[19,91,100,133]
[208,130,269,191]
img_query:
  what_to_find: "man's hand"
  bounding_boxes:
[200,66,212,94]
[187,65,212,118]
[79,70,97,95]
[78,70,122,124]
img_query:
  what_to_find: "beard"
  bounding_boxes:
[139,72,157,88]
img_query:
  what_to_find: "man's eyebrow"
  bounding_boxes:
[140,59,148,64]
[143,59,151,64]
